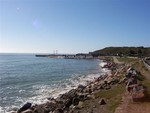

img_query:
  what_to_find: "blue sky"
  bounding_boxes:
[0,0,150,53]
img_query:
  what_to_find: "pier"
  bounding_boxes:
[35,53,94,59]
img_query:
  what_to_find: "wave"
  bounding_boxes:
[0,62,110,113]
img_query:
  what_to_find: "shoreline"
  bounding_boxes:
[8,59,123,113]
[5,56,149,113]
[1,60,110,113]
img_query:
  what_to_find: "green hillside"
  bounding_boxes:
[90,47,150,57]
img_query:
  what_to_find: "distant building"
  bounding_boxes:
[75,53,93,59]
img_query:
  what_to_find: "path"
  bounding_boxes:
[113,56,124,64]
[115,92,131,113]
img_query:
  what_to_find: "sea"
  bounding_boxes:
[0,53,108,112]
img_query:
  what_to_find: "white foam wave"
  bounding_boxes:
[99,62,107,68]
[1,67,110,113]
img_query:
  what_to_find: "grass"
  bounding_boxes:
[80,84,125,113]
[94,84,125,112]
[117,57,139,63]
[94,84,125,99]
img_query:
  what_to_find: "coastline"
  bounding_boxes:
[8,59,124,113]
[5,57,150,113]
[1,59,110,113]
[4,60,111,113]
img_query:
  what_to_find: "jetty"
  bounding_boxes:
[35,53,94,59]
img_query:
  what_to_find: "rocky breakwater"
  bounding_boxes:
[10,61,126,113]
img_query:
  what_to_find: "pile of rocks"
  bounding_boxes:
[125,66,147,101]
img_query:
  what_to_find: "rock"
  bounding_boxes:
[88,88,92,94]
[72,97,80,105]
[93,105,96,108]
[105,85,111,90]
[78,84,86,89]
[33,103,56,113]
[98,99,106,105]
[10,111,17,113]
[17,103,32,113]
[78,93,88,101]
[77,101,83,108]
[86,94,95,99]
[119,77,126,84]
[53,108,63,113]
[21,109,33,113]
[64,98,72,109]
[11,107,19,112]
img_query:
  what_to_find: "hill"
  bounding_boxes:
[90,46,150,57]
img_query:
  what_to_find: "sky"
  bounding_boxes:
[0,0,150,54]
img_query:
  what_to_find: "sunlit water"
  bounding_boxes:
[0,54,107,112]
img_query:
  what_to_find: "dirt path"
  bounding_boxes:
[113,57,124,64]
[115,92,131,113]
[115,93,150,113]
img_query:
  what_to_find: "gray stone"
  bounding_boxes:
[98,99,106,105]
[77,101,83,108]
[21,109,33,113]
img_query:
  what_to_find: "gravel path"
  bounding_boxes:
[113,56,123,64]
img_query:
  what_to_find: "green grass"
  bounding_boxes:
[108,96,122,113]
[94,84,125,112]
[94,84,125,99]
[117,57,139,63]
[80,84,125,113]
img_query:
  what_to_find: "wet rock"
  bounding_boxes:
[98,99,106,105]
[21,109,33,113]
[17,103,32,113]
[32,104,48,113]
[10,111,17,113]
[78,84,86,89]
[11,107,19,112]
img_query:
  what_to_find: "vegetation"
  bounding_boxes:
[117,57,139,63]
[90,46,150,57]
[94,84,125,112]
[79,84,125,113]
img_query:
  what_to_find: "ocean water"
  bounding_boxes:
[0,54,107,112]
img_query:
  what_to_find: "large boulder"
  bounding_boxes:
[17,103,32,113]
